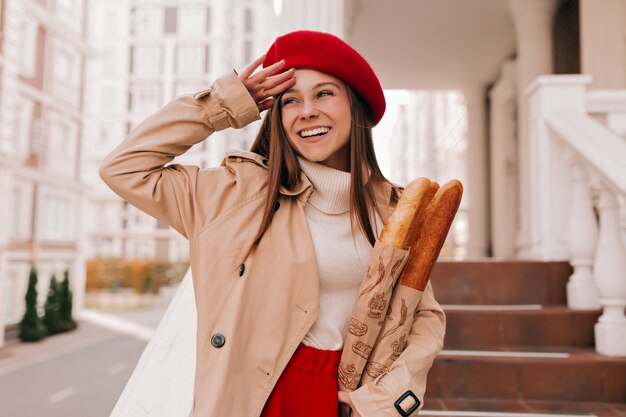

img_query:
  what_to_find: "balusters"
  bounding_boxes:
[593,185,626,356]
[566,157,600,309]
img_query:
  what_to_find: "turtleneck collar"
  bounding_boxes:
[298,157,351,214]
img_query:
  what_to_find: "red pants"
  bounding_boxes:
[261,344,342,417]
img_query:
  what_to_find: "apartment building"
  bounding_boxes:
[83,0,275,262]
[0,0,90,346]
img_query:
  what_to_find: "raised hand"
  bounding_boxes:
[238,54,296,112]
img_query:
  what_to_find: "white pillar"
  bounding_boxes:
[463,85,489,258]
[580,0,626,89]
[508,0,558,257]
[489,60,518,259]
[594,186,626,356]
[565,157,600,309]
[525,75,591,260]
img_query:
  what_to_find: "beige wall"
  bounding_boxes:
[580,0,626,89]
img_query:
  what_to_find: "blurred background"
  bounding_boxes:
[0,0,625,416]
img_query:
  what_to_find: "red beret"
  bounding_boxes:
[263,30,386,126]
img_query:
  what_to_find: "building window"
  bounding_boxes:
[129,83,161,114]
[17,18,38,78]
[164,7,177,34]
[100,48,117,76]
[54,49,73,83]
[244,40,253,65]
[101,85,116,110]
[48,115,77,176]
[176,45,207,76]
[129,45,163,76]
[244,8,253,33]
[131,7,163,36]
[15,97,34,161]
[56,0,75,10]
[40,194,72,240]
[174,81,205,97]
[10,187,22,238]
[178,7,206,37]
[10,182,32,240]
[103,8,121,34]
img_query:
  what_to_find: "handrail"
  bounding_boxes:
[586,90,626,113]
[546,109,626,197]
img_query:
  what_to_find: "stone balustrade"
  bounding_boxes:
[526,75,626,356]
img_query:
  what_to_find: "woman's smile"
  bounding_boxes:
[280,69,352,171]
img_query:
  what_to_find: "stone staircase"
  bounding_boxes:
[424,261,626,417]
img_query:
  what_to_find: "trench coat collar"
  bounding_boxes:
[223,150,402,212]
[281,169,402,215]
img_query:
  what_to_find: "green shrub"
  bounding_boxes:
[58,270,77,332]
[19,268,47,342]
[43,275,62,335]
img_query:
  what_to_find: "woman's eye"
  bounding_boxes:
[281,97,296,106]
[318,90,334,97]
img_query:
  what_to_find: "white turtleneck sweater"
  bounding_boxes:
[298,158,381,351]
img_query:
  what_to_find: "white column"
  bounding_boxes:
[580,0,626,89]
[594,186,626,356]
[489,60,518,259]
[565,158,600,309]
[508,0,558,257]
[462,84,489,258]
[525,75,591,260]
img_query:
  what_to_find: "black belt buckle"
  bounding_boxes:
[393,390,420,416]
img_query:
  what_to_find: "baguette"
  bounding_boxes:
[379,178,432,249]
[403,181,439,249]
[399,180,463,290]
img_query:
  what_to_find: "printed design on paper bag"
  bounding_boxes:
[349,318,368,336]
[380,298,408,340]
[365,361,389,379]
[360,256,385,297]
[390,334,407,361]
[390,257,404,278]
[352,341,373,359]
[338,363,361,390]
[367,292,386,318]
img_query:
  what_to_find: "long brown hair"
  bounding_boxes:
[247,84,389,258]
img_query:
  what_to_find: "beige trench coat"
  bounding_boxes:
[100,72,445,417]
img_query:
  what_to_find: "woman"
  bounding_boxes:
[100,30,445,417]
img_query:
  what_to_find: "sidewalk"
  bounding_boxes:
[0,285,177,377]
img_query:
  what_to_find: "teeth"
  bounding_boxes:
[300,127,330,138]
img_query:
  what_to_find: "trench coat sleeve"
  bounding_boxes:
[349,281,445,416]
[99,72,260,240]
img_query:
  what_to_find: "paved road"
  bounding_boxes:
[0,288,174,417]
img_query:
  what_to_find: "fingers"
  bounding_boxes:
[262,69,296,96]
[250,70,296,112]
[239,54,266,80]
[249,59,287,81]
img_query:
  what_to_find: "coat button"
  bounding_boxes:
[238,263,245,277]
[211,333,225,348]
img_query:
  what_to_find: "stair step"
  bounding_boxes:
[422,398,626,417]
[427,350,626,403]
[444,306,601,349]
[430,261,571,305]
